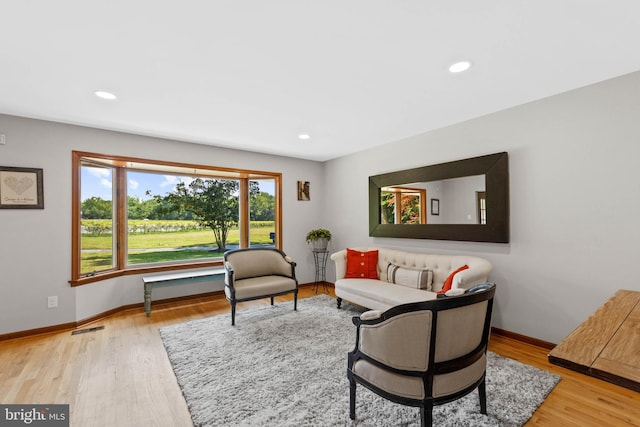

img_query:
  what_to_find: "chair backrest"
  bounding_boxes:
[358,284,495,373]
[224,248,293,280]
[434,297,490,363]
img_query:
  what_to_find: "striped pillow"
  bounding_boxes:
[386,263,433,290]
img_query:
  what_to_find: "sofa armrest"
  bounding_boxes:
[451,261,493,290]
[330,250,348,280]
[283,255,297,279]
[360,310,383,321]
[224,261,234,287]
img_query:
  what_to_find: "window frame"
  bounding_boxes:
[71,151,282,286]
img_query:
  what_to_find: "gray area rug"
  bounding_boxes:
[160,295,560,426]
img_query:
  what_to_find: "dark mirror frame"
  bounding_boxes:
[369,152,509,243]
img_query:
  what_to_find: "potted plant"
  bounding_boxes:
[306,228,332,251]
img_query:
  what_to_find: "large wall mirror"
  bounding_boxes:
[369,152,509,243]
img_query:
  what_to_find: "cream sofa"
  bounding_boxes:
[331,247,492,311]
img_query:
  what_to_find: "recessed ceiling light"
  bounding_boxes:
[298,134,311,140]
[448,61,472,73]
[94,90,117,100]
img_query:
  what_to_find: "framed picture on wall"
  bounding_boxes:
[0,166,44,209]
[298,181,310,201]
[431,198,439,216]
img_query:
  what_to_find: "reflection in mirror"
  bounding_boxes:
[369,152,509,243]
[427,175,485,224]
[380,186,426,224]
[382,176,486,225]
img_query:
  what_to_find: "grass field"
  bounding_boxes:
[80,224,274,273]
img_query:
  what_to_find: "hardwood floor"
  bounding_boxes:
[1,286,639,426]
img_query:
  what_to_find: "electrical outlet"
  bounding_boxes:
[47,296,58,308]
[0,134,6,145]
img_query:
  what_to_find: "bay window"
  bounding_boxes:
[71,151,281,286]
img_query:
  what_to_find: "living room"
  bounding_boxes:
[1,2,640,426]
[3,68,638,343]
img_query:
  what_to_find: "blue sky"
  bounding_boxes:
[81,166,274,201]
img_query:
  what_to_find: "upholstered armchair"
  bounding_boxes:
[347,283,496,426]
[223,248,298,325]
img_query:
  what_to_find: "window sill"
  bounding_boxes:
[69,260,225,287]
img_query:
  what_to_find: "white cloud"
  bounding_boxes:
[86,167,110,178]
[160,175,193,189]
[100,178,112,189]
[160,175,180,187]
[129,179,139,190]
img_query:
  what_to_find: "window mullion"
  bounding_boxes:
[115,167,127,269]
[419,189,427,224]
[239,178,249,248]
[393,192,402,224]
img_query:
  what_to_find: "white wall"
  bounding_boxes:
[324,70,640,344]
[0,115,325,334]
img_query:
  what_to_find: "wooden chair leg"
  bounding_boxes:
[349,379,356,420]
[337,297,342,309]
[231,301,236,326]
[294,292,298,311]
[270,296,274,306]
[421,402,433,427]
[478,378,487,415]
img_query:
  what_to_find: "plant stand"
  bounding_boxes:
[312,249,329,293]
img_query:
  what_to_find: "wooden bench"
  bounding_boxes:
[142,268,225,316]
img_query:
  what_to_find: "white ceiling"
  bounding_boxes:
[2,1,640,162]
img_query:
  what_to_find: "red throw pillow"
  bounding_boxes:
[345,249,379,279]
[438,264,469,294]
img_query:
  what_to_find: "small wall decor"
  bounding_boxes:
[0,166,44,209]
[298,181,310,201]
[431,198,440,216]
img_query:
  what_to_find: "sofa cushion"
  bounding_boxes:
[225,275,297,300]
[336,278,437,309]
[438,264,469,294]
[386,263,433,290]
[345,249,379,279]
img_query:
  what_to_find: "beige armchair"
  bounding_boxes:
[347,283,496,426]
[223,248,298,325]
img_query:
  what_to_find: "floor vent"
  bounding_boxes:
[71,326,105,335]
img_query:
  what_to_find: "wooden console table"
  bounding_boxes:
[142,268,225,316]
[548,289,640,391]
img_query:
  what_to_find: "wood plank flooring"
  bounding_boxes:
[548,289,640,391]
[1,287,639,427]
